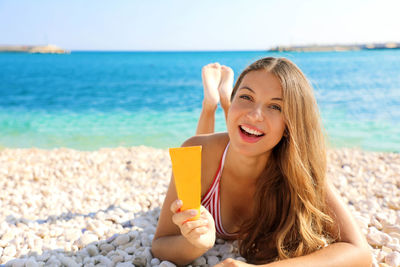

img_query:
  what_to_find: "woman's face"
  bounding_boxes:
[227,70,286,157]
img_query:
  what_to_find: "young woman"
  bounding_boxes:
[151,58,372,266]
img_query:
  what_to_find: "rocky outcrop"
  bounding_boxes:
[269,42,400,52]
[0,45,69,54]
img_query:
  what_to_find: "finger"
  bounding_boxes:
[187,226,209,237]
[199,206,214,222]
[180,219,208,236]
[172,209,198,226]
[170,199,183,213]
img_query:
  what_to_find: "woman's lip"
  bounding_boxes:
[240,123,265,135]
[238,126,264,143]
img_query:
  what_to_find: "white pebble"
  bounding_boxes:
[354,215,369,229]
[0,239,8,247]
[106,234,118,243]
[77,233,98,247]
[192,256,206,266]
[207,255,219,266]
[124,246,136,254]
[64,229,81,241]
[159,261,176,267]
[116,262,134,267]
[86,244,99,256]
[3,245,16,257]
[140,235,151,247]
[100,243,115,253]
[367,228,390,247]
[25,259,39,267]
[384,225,400,235]
[46,258,61,267]
[385,251,400,266]
[143,247,153,264]
[151,258,161,266]
[114,234,130,246]
[36,252,50,262]
[132,256,147,266]
[387,242,400,252]
[132,218,148,228]
[1,256,14,265]
[219,243,234,254]
[5,258,25,267]
[112,255,124,264]
[58,255,80,267]
[205,249,220,256]
[96,255,113,266]
[1,231,15,242]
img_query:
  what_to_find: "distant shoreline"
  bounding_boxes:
[268,42,400,52]
[0,45,69,54]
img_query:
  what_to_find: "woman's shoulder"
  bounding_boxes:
[181,132,229,153]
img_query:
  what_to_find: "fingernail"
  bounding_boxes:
[177,199,183,206]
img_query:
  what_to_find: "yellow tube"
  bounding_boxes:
[169,146,202,220]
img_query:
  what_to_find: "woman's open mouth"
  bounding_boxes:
[238,125,265,143]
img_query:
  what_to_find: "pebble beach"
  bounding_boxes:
[0,147,399,267]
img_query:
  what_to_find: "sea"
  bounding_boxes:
[0,50,399,152]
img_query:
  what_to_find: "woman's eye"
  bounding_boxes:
[239,95,251,101]
[270,104,281,111]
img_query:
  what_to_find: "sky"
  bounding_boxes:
[0,0,398,51]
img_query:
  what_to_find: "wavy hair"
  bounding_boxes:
[231,57,337,263]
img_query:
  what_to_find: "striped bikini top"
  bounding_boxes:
[201,142,237,237]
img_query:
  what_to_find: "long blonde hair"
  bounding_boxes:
[231,57,337,263]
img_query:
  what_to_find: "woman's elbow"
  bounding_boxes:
[150,238,163,262]
[151,238,193,266]
[355,245,373,267]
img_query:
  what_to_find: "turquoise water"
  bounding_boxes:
[0,51,399,152]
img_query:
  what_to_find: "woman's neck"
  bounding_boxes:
[224,145,270,186]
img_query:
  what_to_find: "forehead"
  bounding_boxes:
[240,70,282,97]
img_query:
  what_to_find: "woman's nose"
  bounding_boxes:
[246,105,264,121]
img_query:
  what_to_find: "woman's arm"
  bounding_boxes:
[151,136,217,265]
[263,243,371,267]
[215,181,372,267]
[151,177,214,265]
[216,242,371,267]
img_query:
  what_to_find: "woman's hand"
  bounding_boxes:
[215,258,253,267]
[170,199,216,250]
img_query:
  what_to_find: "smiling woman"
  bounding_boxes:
[151,57,372,266]
[227,70,285,156]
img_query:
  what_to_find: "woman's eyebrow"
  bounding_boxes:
[239,86,283,101]
[239,86,255,93]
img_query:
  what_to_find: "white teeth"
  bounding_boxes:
[240,125,263,136]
